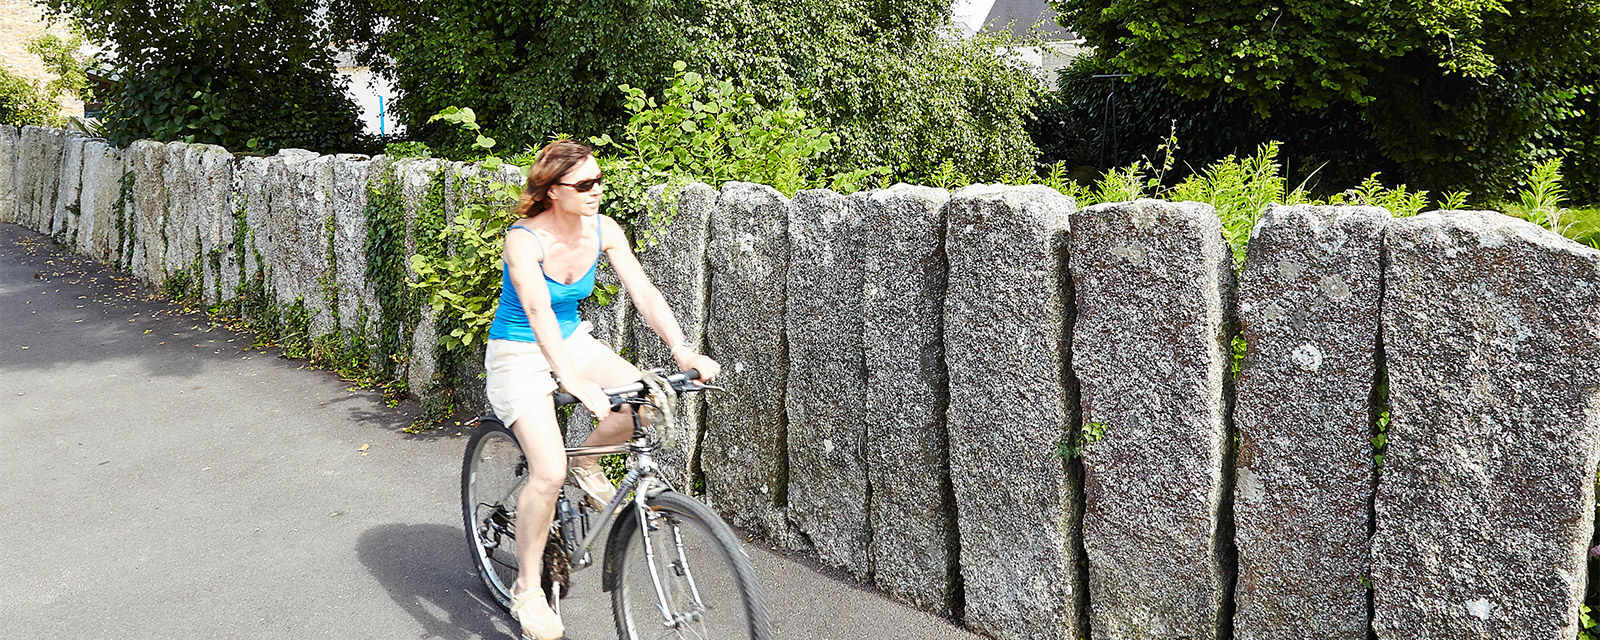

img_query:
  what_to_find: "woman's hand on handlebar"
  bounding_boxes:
[560,376,612,417]
[674,351,721,380]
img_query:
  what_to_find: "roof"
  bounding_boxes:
[981,0,1078,40]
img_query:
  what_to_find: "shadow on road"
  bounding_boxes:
[357,523,512,640]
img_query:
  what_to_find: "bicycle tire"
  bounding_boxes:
[461,418,525,612]
[605,490,772,640]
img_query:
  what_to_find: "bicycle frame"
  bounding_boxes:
[556,392,672,571]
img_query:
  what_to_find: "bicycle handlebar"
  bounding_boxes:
[552,369,702,410]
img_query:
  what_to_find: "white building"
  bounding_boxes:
[952,0,1088,89]
[334,50,401,137]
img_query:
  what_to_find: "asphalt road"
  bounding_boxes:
[0,222,980,640]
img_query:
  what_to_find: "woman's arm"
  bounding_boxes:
[599,215,721,379]
[504,229,610,415]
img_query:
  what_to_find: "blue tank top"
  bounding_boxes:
[487,216,602,342]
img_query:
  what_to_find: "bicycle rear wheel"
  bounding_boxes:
[605,491,771,640]
[461,418,525,611]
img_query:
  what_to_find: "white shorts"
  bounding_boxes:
[483,322,616,427]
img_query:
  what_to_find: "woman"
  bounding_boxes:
[483,140,720,640]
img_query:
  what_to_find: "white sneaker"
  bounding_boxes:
[569,464,617,510]
[510,586,564,640]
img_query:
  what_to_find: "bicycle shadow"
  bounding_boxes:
[356,523,514,640]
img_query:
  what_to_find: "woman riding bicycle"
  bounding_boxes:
[483,139,721,640]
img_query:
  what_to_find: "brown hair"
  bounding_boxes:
[511,139,594,218]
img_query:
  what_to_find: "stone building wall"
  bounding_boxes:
[0,0,84,119]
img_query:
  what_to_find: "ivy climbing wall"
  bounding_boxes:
[5,124,1600,640]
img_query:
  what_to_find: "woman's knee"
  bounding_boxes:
[523,461,566,498]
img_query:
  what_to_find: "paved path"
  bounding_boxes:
[0,223,980,640]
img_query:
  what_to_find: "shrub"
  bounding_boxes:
[0,66,63,127]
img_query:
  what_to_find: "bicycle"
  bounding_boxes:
[461,368,772,639]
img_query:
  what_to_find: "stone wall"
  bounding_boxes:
[5,125,1600,639]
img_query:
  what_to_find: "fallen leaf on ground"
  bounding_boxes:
[358,444,370,452]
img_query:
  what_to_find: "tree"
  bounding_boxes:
[1052,0,1600,197]
[26,32,95,106]
[42,0,365,152]
[329,0,1044,181]
[0,66,64,127]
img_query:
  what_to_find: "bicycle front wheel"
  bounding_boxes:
[606,491,771,640]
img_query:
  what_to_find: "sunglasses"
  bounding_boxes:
[558,175,604,193]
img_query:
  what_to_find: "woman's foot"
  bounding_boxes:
[511,585,564,640]
[569,463,617,510]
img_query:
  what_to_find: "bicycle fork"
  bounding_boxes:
[637,495,710,629]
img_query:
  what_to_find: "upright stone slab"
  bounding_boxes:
[702,181,790,537]
[24,127,65,234]
[564,259,635,448]
[945,184,1083,639]
[230,156,272,304]
[160,141,207,282]
[395,158,443,398]
[14,126,42,228]
[266,149,338,336]
[0,125,17,224]
[52,133,84,243]
[1232,205,1386,640]
[629,182,716,488]
[1070,199,1235,639]
[1372,210,1600,640]
[331,154,376,336]
[191,144,233,305]
[785,187,869,572]
[40,128,66,233]
[451,161,521,421]
[127,139,169,282]
[78,141,124,264]
[860,183,959,614]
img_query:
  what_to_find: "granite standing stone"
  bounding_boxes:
[266,149,337,336]
[30,127,65,234]
[1232,205,1386,640]
[860,183,959,615]
[944,184,1083,640]
[785,187,869,571]
[161,141,203,280]
[629,182,716,489]
[331,154,376,336]
[192,144,234,305]
[127,139,168,282]
[13,126,41,228]
[395,158,443,398]
[1372,210,1600,640]
[702,181,790,538]
[563,258,636,445]
[52,133,84,243]
[453,162,522,421]
[0,125,17,224]
[1070,199,1236,639]
[78,141,125,264]
[230,156,272,305]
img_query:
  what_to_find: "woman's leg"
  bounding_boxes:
[571,350,642,469]
[508,392,565,597]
